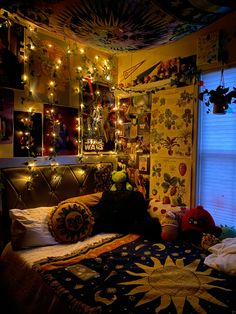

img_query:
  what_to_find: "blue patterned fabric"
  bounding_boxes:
[33,234,236,314]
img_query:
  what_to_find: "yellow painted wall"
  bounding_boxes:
[0,23,115,159]
[116,11,236,87]
[1,11,236,160]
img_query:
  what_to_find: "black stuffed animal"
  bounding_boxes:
[90,190,162,241]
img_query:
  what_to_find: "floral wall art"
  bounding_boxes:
[150,85,195,206]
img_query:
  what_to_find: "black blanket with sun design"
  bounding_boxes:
[33,234,236,314]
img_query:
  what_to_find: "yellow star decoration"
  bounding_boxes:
[121,256,231,314]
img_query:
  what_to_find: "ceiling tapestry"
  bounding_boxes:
[1,0,235,52]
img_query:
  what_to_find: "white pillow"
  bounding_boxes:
[147,198,187,222]
[10,206,58,250]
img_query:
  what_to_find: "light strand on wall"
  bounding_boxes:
[1,10,118,161]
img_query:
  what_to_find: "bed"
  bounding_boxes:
[0,163,236,314]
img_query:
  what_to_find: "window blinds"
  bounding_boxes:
[196,67,236,228]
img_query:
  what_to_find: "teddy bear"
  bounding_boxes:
[110,169,133,191]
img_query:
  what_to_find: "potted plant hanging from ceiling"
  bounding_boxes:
[199,68,236,114]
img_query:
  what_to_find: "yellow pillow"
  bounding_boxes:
[48,201,94,243]
[61,192,103,208]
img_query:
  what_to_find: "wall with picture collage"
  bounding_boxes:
[115,85,195,205]
[2,9,236,204]
[115,52,198,203]
[115,12,236,204]
[0,14,117,161]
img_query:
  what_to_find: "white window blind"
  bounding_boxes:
[196,67,236,228]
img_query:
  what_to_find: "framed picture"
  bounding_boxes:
[28,32,70,105]
[131,94,151,115]
[137,154,150,174]
[119,97,132,123]
[82,82,116,153]
[14,111,42,157]
[0,88,14,144]
[0,18,24,90]
[43,104,79,156]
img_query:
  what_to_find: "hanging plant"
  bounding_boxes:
[199,69,236,114]
[199,85,236,114]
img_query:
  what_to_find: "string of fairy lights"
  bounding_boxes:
[0,9,130,162]
[0,9,151,173]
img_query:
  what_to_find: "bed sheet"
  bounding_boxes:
[0,233,117,314]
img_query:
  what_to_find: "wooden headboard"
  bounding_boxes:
[0,162,113,245]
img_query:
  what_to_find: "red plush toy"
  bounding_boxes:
[181,205,222,244]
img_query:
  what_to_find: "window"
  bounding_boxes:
[196,67,236,228]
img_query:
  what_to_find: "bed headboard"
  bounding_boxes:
[0,162,113,245]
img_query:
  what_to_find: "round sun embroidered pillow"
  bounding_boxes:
[48,201,94,243]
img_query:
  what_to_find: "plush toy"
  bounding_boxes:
[181,205,222,245]
[147,198,187,241]
[219,225,236,240]
[160,211,179,241]
[110,170,133,191]
[201,233,220,250]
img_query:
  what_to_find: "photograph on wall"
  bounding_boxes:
[137,112,151,153]
[14,111,42,157]
[28,32,70,105]
[119,97,132,123]
[0,88,13,144]
[137,153,150,174]
[82,82,116,153]
[0,18,24,90]
[130,94,151,115]
[43,104,78,156]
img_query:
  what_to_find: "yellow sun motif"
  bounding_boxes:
[121,256,231,314]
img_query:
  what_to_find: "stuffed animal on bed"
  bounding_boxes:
[147,198,187,241]
[180,205,222,245]
[90,190,162,241]
[110,169,133,191]
[160,211,179,241]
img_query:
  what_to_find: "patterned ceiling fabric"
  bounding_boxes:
[1,0,236,52]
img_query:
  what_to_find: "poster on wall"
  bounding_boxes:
[150,85,194,157]
[43,104,78,156]
[150,156,192,207]
[149,85,195,206]
[0,18,24,90]
[28,33,70,105]
[197,31,219,66]
[0,88,13,144]
[82,82,116,153]
[13,111,42,157]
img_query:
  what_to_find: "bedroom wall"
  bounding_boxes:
[116,11,236,84]
[115,11,236,206]
[0,16,118,164]
[1,11,236,204]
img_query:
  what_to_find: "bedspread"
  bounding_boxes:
[33,234,236,314]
